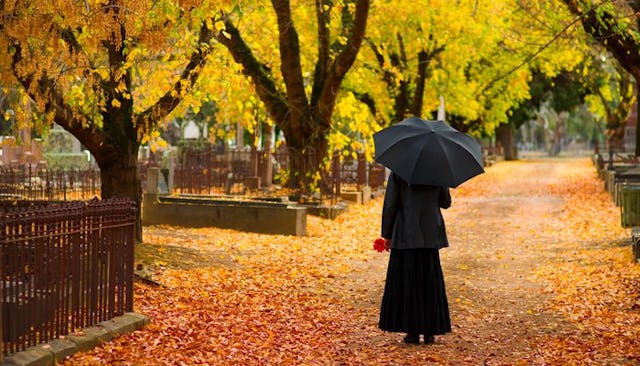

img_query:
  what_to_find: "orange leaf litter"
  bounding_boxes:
[61,158,640,365]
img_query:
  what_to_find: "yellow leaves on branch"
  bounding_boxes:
[140,130,168,152]
[330,92,378,158]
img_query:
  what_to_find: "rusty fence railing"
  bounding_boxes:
[329,153,387,196]
[0,166,101,201]
[170,148,388,199]
[1,198,136,356]
[172,148,268,195]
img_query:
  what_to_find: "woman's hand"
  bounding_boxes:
[384,238,391,251]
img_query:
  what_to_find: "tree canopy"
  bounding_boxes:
[560,0,640,154]
[0,0,629,206]
[0,0,237,238]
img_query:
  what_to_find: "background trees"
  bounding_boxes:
[560,0,640,155]
[212,1,370,191]
[344,0,587,160]
[2,0,637,212]
[0,1,235,237]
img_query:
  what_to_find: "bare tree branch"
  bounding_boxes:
[319,0,370,123]
[481,13,583,93]
[215,16,289,125]
[136,21,217,134]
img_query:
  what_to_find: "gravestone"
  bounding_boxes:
[146,166,172,195]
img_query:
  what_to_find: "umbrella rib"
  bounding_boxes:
[409,140,425,184]
[374,128,425,160]
[433,134,455,186]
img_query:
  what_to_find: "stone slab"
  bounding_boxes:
[142,193,307,236]
[124,312,151,327]
[2,312,149,366]
[340,186,371,204]
[44,339,76,362]
[2,347,53,366]
[98,316,135,336]
[63,332,101,353]
[340,191,362,204]
[84,325,114,342]
[304,202,348,219]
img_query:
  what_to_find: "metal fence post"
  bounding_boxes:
[332,152,341,197]
[357,153,366,189]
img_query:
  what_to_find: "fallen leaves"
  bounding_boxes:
[535,159,640,364]
[59,157,640,365]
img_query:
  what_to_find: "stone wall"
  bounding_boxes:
[142,193,307,236]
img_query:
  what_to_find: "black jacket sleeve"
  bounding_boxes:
[381,173,399,239]
[439,187,451,209]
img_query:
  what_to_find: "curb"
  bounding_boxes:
[2,313,150,366]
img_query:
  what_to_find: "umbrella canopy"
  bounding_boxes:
[373,117,484,187]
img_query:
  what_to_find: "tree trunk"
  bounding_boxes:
[496,123,517,161]
[409,50,429,117]
[284,130,329,194]
[97,146,142,242]
[215,1,369,194]
[393,81,411,123]
[549,123,564,156]
[636,80,640,157]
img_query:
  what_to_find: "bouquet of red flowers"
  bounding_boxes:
[373,237,389,252]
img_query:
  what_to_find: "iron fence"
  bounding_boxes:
[171,148,387,198]
[1,198,136,356]
[329,153,387,196]
[0,166,101,201]
[1,155,384,203]
[172,148,259,195]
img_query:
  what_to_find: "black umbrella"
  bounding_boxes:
[373,117,484,188]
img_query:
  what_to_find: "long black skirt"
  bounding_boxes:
[379,248,451,335]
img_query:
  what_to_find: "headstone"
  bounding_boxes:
[146,167,160,194]
[632,228,640,263]
[165,151,175,193]
[157,173,169,194]
[1,136,16,165]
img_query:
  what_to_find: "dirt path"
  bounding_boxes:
[342,158,634,365]
[438,161,572,363]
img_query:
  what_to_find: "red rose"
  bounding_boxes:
[373,237,388,252]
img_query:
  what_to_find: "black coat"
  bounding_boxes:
[381,172,451,250]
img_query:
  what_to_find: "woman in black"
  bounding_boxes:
[378,172,452,344]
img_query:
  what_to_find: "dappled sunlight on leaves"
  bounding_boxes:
[61,158,640,365]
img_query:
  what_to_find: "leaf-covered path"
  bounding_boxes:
[63,158,640,365]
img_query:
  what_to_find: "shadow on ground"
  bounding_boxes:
[134,242,236,284]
